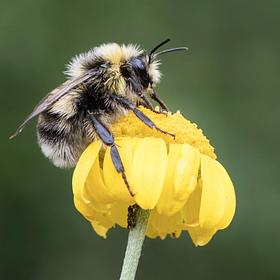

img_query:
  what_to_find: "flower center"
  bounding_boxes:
[111,107,216,159]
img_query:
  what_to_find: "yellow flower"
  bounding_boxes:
[72,107,236,246]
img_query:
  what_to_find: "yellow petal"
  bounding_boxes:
[72,141,102,202]
[156,144,182,215]
[74,198,114,234]
[187,226,217,246]
[146,210,182,239]
[174,144,200,199]
[157,144,200,216]
[130,138,168,209]
[214,161,236,229]
[85,149,113,204]
[103,138,134,203]
[145,226,160,239]
[91,222,110,238]
[74,197,97,219]
[182,156,236,245]
[182,178,202,225]
[110,201,131,228]
[199,155,226,228]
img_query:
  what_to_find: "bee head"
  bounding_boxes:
[119,39,188,93]
[94,43,162,93]
[120,54,160,93]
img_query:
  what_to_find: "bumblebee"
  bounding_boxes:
[11,39,187,194]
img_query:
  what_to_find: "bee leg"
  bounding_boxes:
[139,94,154,109]
[87,112,134,196]
[113,96,176,139]
[139,94,167,115]
[150,89,170,112]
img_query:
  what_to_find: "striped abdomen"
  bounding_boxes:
[37,111,91,168]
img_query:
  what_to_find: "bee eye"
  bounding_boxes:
[141,74,150,88]
[129,58,151,88]
[120,65,130,78]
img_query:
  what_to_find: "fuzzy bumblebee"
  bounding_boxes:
[11,39,187,193]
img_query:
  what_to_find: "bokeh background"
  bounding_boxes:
[1,0,279,279]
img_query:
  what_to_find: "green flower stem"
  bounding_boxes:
[119,209,150,280]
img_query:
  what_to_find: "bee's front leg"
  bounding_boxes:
[138,94,167,115]
[138,94,154,109]
[87,111,134,197]
[112,95,175,139]
[150,89,169,112]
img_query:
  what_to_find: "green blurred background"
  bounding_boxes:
[1,0,279,279]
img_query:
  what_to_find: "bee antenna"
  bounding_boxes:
[149,39,171,63]
[149,39,171,56]
[155,47,188,57]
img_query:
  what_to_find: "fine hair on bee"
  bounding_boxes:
[10,39,188,195]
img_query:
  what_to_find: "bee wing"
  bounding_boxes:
[10,69,96,139]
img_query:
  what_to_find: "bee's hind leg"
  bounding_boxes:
[113,95,175,139]
[87,112,134,197]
